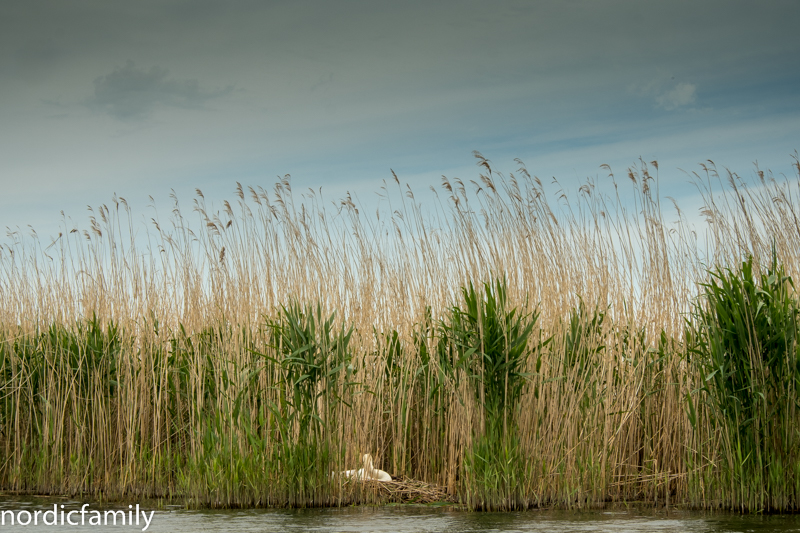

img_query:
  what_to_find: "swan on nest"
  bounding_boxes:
[341,453,391,482]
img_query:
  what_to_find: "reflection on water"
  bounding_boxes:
[1,497,799,533]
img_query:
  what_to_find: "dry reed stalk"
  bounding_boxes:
[0,153,798,509]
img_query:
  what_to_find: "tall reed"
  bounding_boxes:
[687,250,800,510]
[440,278,542,509]
[1,152,799,510]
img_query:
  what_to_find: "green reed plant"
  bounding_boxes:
[53,315,122,398]
[265,301,354,442]
[442,278,538,434]
[256,302,354,505]
[562,300,606,404]
[552,302,609,504]
[689,252,800,510]
[407,306,454,483]
[0,331,44,490]
[0,318,125,494]
[375,327,406,472]
[440,278,543,508]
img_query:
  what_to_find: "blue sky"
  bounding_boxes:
[2,0,799,240]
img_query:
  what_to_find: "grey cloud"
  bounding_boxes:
[656,83,697,111]
[629,77,699,112]
[90,60,232,119]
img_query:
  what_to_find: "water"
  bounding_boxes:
[1,497,798,532]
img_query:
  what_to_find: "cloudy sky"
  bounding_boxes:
[2,0,799,240]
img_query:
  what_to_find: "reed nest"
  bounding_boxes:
[350,476,454,504]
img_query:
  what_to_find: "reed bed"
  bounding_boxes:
[1,152,799,511]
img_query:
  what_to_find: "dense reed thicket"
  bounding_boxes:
[1,153,799,511]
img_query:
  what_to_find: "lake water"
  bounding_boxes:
[1,497,799,532]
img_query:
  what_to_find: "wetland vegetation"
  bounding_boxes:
[1,153,799,511]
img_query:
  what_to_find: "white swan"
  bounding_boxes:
[340,453,392,481]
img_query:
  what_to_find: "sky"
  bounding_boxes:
[2,0,799,242]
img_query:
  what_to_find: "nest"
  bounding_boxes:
[355,476,455,504]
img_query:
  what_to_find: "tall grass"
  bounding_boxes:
[441,278,543,509]
[687,250,800,510]
[1,152,799,510]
